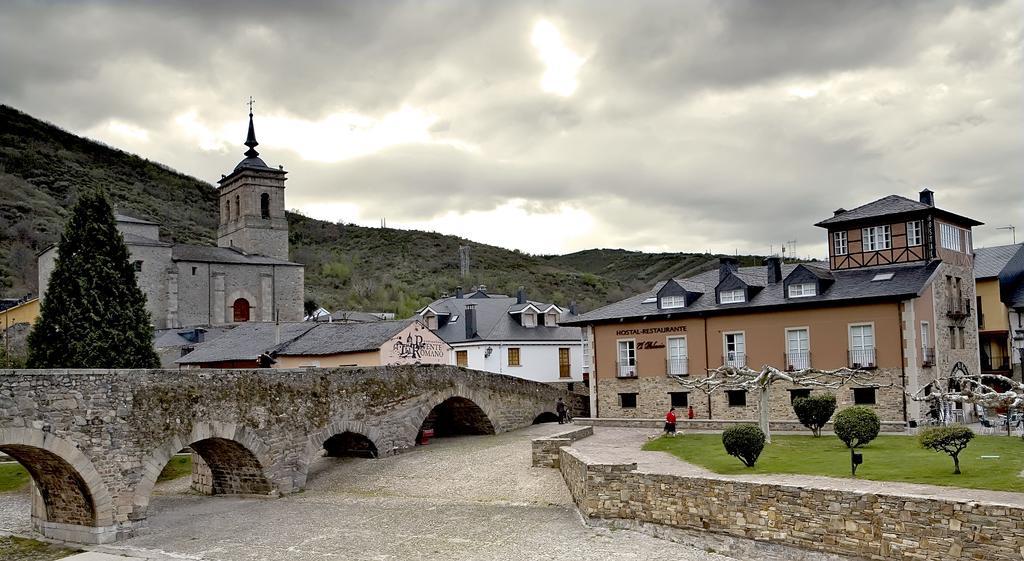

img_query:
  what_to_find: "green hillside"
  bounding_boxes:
[0,104,771,317]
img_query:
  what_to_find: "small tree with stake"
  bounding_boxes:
[833,406,880,476]
[792,393,837,437]
[919,425,975,474]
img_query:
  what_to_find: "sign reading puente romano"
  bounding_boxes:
[0,365,579,544]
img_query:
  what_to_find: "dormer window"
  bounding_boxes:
[522,312,537,328]
[787,283,816,298]
[660,295,686,309]
[424,313,438,330]
[862,225,891,251]
[545,312,559,326]
[719,289,745,304]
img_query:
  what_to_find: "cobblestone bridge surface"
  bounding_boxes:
[3,425,736,561]
[0,366,585,543]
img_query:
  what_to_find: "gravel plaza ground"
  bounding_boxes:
[1,424,744,561]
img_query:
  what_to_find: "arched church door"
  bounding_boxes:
[232,298,251,322]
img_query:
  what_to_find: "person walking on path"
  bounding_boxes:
[665,407,677,435]
[556,397,568,424]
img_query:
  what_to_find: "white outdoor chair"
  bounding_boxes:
[979,418,995,435]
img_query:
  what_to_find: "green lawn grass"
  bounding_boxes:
[644,433,1024,492]
[0,462,31,493]
[0,535,80,561]
[157,455,193,482]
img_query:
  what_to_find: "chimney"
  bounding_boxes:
[919,188,934,207]
[477,284,487,294]
[464,304,477,339]
[833,208,846,216]
[455,286,464,299]
[516,286,526,304]
[569,300,578,315]
[719,257,739,281]
[765,257,782,284]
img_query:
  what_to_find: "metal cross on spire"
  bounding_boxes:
[247,96,255,116]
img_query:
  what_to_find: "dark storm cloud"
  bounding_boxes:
[1,0,1020,255]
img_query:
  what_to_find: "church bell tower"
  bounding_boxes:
[216,104,290,260]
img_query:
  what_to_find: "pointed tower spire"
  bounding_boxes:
[244,96,259,158]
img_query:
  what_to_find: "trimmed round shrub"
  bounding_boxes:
[722,424,766,467]
[833,406,880,449]
[792,393,837,437]
[919,425,975,474]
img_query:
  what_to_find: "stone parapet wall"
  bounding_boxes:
[597,371,904,423]
[574,417,907,433]
[558,446,1024,561]
[530,425,593,468]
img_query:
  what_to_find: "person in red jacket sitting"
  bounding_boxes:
[664,407,677,435]
[687,405,695,420]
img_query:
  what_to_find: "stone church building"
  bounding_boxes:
[38,112,304,328]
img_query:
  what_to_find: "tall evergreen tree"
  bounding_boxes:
[27,190,159,368]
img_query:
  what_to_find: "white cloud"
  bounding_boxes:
[531,19,586,97]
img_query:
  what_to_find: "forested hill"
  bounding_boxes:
[0,104,771,316]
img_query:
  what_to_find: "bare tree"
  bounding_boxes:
[907,365,1023,435]
[672,364,888,443]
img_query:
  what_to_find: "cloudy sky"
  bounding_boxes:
[2,1,1021,257]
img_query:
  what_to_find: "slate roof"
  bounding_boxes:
[176,323,316,364]
[176,320,422,364]
[974,244,1024,279]
[153,326,233,348]
[814,194,982,227]
[114,214,158,225]
[422,294,582,344]
[172,244,302,266]
[274,320,416,356]
[316,310,389,323]
[564,260,941,325]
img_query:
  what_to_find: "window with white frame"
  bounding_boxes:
[786,328,810,370]
[849,324,875,367]
[617,340,636,377]
[719,289,745,304]
[861,225,892,251]
[724,332,745,366]
[940,223,963,251]
[833,231,848,255]
[788,283,816,298]
[660,295,686,309]
[907,220,923,246]
[920,321,930,351]
[666,336,688,375]
[581,338,590,373]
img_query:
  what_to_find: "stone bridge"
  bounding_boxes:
[0,365,584,544]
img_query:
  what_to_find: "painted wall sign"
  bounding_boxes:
[615,326,686,336]
[638,341,665,350]
[392,334,447,359]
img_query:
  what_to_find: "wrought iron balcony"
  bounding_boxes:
[723,352,746,368]
[921,347,935,366]
[785,351,810,371]
[946,297,971,319]
[848,348,877,369]
[666,357,689,376]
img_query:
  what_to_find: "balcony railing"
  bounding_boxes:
[785,351,810,371]
[848,348,877,369]
[666,357,689,376]
[617,361,638,378]
[921,347,935,366]
[723,352,746,367]
[981,356,1010,372]
[946,297,971,319]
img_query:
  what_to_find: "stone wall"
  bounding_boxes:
[597,371,904,423]
[574,417,907,433]
[559,447,1024,561]
[0,365,576,543]
[530,425,593,468]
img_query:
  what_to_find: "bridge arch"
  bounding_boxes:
[532,411,560,424]
[307,419,385,461]
[132,422,275,518]
[408,390,499,444]
[0,428,115,533]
